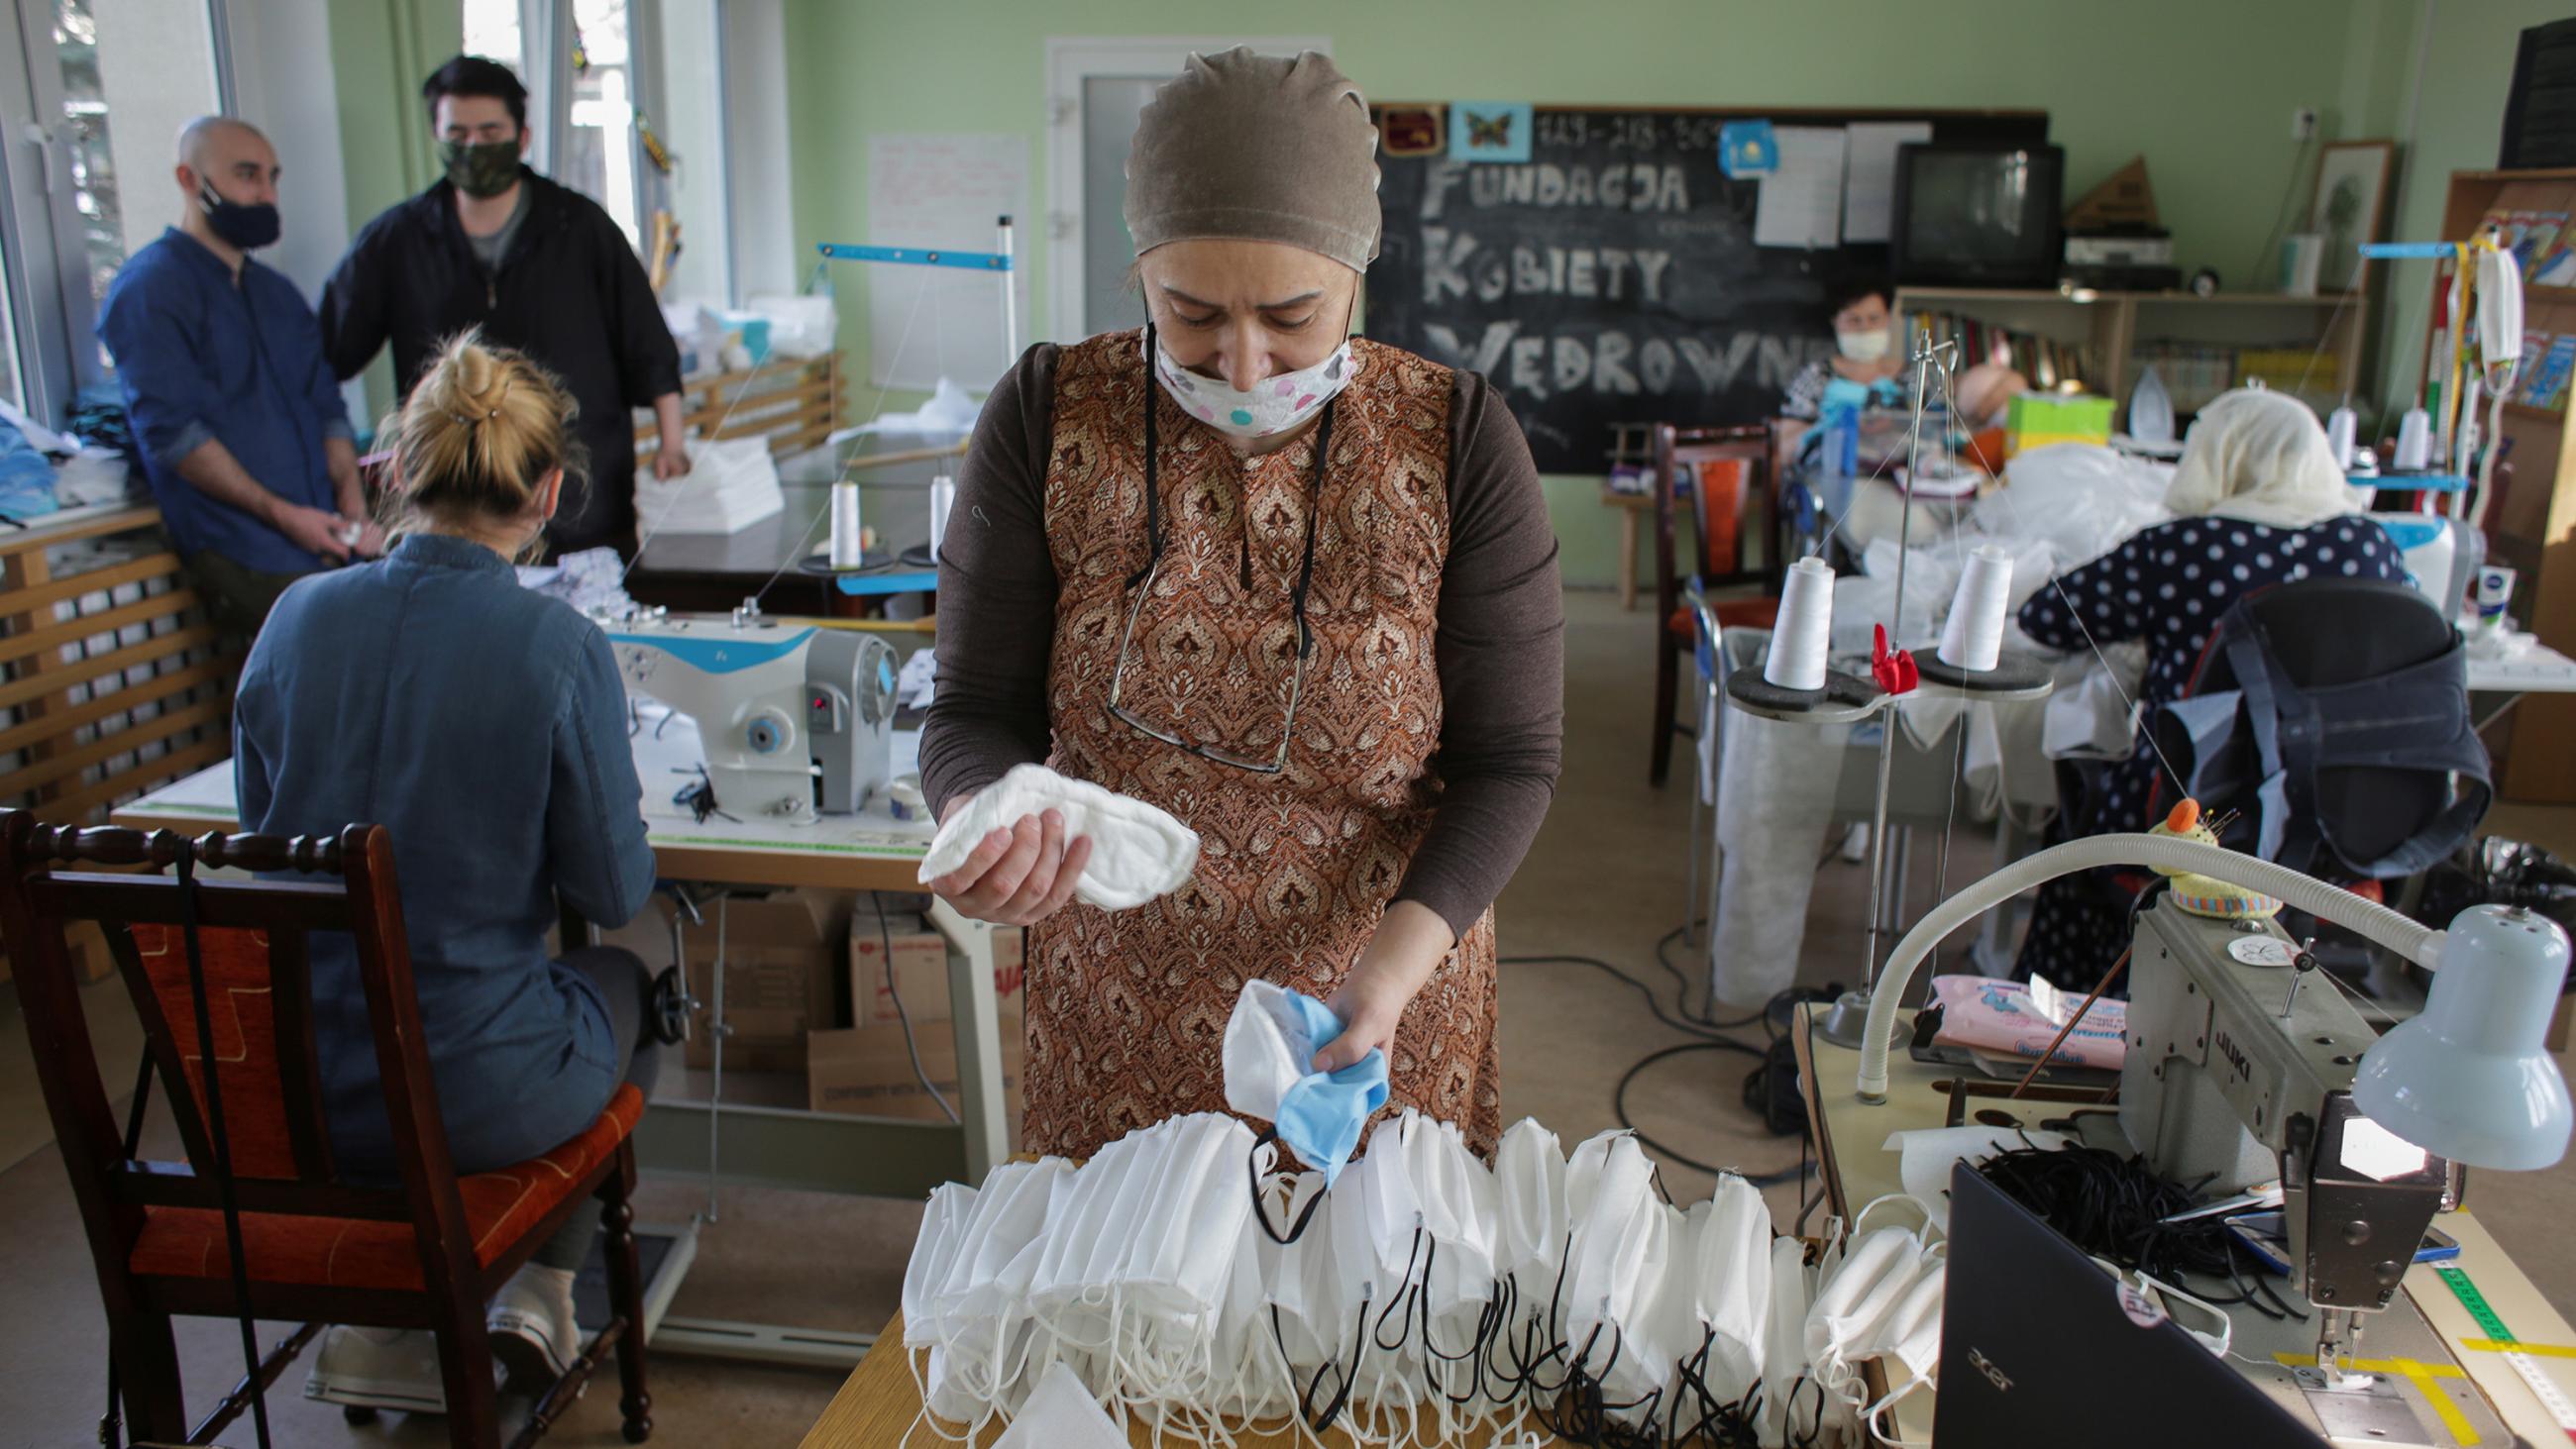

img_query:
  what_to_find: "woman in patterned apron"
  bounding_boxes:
[918,49,1562,1161]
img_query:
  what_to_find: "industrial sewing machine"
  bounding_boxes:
[600,603,898,823]
[2111,893,2565,1444]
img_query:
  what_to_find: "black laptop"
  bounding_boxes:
[1936,1163,2329,1448]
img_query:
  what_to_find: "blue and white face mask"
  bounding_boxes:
[1222,978,1387,1189]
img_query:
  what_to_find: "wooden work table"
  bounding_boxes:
[800,1313,1571,1447]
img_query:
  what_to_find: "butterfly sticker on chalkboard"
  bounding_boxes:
[1448,101,1533,162]
[1379,106,1443,157]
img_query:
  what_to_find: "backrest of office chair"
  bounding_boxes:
[2179,578,2461,870]
[0,812,477,1272]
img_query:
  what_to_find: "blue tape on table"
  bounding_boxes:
[833,569,939,597]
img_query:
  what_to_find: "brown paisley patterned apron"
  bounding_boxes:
[1022,330,1501,1161]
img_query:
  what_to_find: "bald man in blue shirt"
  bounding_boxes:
[98,117,379,641]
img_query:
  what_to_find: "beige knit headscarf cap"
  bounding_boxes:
[1123,48,1381,272]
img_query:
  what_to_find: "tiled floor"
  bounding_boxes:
[0,586,2569,1445]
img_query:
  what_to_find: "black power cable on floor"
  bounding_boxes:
[1503,931,1818,1190]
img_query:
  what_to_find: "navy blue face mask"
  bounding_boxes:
[198,182,280,252]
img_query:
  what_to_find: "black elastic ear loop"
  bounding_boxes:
[1519,1234,1583,1397]
[1412,1237,1498,1408]
[1247,1128,1329,1245]
[1127,321,1165,591]
[1783,1376,1828,1449]
[1476,1274,1535,1400]
[1286,401,1334,664]
[1370,1226,1428,1353]
[177,842,275,1449]
[1296,1294,1371,1435]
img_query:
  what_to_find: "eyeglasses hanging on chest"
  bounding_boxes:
[1108,337,1336,776]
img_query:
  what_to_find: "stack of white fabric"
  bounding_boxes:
[635,435,784,536]
[517,547,632,617]
[898,1108,1947,1447]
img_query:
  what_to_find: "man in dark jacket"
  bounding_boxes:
[321,55,688,557]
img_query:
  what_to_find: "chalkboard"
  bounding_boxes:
[1366,107,2049,471]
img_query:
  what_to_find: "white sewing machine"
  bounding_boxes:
[600,604,898,823]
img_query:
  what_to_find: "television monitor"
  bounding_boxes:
[1890,142,2066,289]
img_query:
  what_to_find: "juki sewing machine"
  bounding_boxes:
[2110,895,2511,1444]
[600,602,898,823]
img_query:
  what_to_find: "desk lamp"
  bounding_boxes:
[2353,903,2573,1172]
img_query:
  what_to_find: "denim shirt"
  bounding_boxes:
[97,229,351,575]
[234,533,655,1173]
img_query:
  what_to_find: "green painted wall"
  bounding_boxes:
[325,0,463,425]
[782,0,2376,587]
[2368,0,2572,414]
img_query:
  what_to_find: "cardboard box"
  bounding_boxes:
[807,1011,1023,1122]
[852,912,1023,1024]
[678,889,847,1072]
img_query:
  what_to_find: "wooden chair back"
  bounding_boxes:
[0,814,481,1274]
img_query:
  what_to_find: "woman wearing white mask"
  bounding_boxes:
[919,50,1563,1162]
[1775,277,2025,464]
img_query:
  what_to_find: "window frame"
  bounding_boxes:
[0,0,236,424]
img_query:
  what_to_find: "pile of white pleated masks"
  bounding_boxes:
[901,1112,1961,1447]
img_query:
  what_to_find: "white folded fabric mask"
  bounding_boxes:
[1691,1173,1773,1406]
[1759,1235,1818,1449]
[993,1360,1126,1449]
[917,763,1200,910]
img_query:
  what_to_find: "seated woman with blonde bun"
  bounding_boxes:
[233,332,658,1405]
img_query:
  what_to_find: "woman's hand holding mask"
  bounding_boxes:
[924,802,1096,927]
[1314,900,1452,1071]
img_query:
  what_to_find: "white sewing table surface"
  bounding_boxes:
[1793,1003,2576,1446]
[111,707,934,892]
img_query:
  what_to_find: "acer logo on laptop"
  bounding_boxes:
[1969,1345,2013,1393]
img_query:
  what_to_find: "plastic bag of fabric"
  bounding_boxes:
[1981,444,2173,570]
[0,418,57,521]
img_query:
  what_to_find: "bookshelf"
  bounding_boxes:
[2428,167,2576,802]
[1893,286,2368,429]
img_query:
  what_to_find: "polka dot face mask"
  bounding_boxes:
[1149,328,1356,441]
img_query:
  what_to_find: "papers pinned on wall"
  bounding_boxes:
[865,134,1029,392]
[1841,121,1933,244]
[1752,126,1847,250]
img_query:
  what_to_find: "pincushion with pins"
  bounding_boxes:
[2148,798,2285,919]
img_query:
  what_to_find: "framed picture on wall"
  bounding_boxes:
[2311,141,2395,292]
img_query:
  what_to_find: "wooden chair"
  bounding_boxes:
[0,813,653,1449]
[1649,423,1780,785]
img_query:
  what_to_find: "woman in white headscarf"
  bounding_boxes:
[2010,388,2405,987]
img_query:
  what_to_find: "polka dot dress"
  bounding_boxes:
[2010,514,2408,988]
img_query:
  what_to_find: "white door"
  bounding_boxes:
[1044,35,1331,344]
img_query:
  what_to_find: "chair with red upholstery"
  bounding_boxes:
[1650,421,1781,785]
[0,812,652,1449]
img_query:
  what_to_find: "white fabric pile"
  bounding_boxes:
[635,435,785,536]
[516,547,632,617]
[917,764,1198,910]
[898,1107,1948,1447]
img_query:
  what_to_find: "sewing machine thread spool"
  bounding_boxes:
[928,474,956,564]
[1937,543,2013,673]
[2326,405,2358,470]
[1765,556,1835,691]
[2395,407,2433,471]
[828,481,864,569]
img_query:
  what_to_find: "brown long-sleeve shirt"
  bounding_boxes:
[919,343,1563,936]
